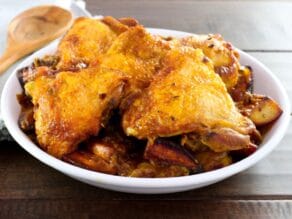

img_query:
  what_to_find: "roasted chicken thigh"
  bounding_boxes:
[56,16,138,70]
[122,46,257,152]
[25,67,126,157]
[101,25,171,94]
[180,34,240,90]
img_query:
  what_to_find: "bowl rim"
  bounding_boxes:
[1,28,291,189]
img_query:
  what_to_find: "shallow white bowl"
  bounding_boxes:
[1,28,290,194]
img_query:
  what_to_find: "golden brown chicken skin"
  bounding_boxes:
[180,34,240,90]
[25,67,126,158]
[101,25,172,94]
[56,17,137,70]
[122,47,256,148]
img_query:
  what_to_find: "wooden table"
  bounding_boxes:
[1,0,292,218]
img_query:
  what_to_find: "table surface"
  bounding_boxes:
[1,0,292,218]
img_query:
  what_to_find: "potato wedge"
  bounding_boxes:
[249,96,283,126]
[144,138,200,171]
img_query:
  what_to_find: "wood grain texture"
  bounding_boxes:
[1,200,292,219]
[85,0,292,51]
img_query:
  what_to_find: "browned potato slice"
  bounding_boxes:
[144,138,200,171]
[249,96,283,126]
[63,151,117,174]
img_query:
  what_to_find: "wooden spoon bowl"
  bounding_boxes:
[0,5,72,75]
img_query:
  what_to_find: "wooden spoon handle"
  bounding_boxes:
[0,46,33,75]
[0,50,22,75]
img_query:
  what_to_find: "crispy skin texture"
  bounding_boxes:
[123,47,255,139]
[180,34,240,90]
[57,17,130,69]
[101,26,171,94]
[25,68,125,158]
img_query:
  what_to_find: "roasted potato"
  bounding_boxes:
[144,138,200,171]
[248,95,283,126]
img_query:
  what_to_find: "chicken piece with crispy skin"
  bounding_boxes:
[101,25,171,95]
[180,34,240,90]
[56,17,138,70]
[122,46,258,152]
[25,67,126,158]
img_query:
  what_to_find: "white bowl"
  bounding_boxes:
[1,28,290,194]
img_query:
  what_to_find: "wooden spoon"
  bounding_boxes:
[0,5,73,75]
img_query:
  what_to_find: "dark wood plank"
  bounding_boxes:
[1,199,292,219]
[85,0,292,51]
